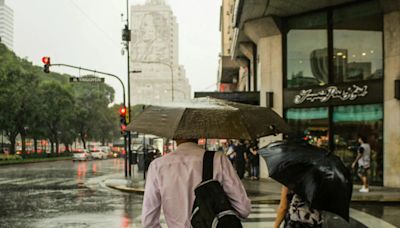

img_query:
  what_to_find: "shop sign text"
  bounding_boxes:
[294,85,368,104]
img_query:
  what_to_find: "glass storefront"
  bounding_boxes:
[333,104,383,183]
[284,1,384,184]
[286,107,329,149]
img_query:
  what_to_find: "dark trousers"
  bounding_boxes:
[236,161,245,179]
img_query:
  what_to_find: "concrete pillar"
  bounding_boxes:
[257,35,284,178]
[383,11,400,188]
[239,42,256,91]
[243,16,284,179]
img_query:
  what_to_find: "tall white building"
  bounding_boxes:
[130,0,191,105]
[0,0,13,50]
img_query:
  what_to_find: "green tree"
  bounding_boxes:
[39,81,74,153]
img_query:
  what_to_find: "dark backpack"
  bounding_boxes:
[190,151,243,228]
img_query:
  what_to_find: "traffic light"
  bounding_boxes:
[119,106,127,135]
[42,56,51,73]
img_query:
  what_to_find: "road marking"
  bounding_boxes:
[35,179,68,186]
[243,221,275,227]
[350,208,397,228]
[133,203,277,226]
[0,178,26,184]
[14,178,47,185]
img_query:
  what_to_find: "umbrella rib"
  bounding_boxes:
[171,108,187,139]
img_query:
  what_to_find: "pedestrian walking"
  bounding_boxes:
[274,186,323,228]
[225,140,236,166]
[233,140,248,179]
[352,135,371,193]
[142,139,251,228]
[248,144,260,180]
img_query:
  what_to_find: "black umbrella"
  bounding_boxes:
[259,140,353,221]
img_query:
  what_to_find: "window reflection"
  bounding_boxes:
[286,107,329,149]
[286,12,328,88]
[333,2,383,83]
[333,104,383,184]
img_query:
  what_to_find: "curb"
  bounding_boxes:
[106,184,145,194]
[0,157,72,166]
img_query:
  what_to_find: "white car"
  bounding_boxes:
[90,149,108,160]
[72,149,92,161]
[99,146,112,158]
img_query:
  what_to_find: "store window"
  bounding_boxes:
[286,12,328,88]
[285,1,383,88]
[333,104,383,183]
[333,1,383,83]
[286,107,329,149]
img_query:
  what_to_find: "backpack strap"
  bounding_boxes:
[202,151,215,181]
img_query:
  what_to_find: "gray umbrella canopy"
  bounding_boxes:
[126,97,291,140]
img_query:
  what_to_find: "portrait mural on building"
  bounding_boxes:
[131,11,170,63]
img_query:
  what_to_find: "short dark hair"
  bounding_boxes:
[359,135,368,143]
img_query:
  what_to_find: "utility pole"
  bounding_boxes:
[123,0,133,177]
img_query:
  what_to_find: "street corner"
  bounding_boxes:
[104,178,145,194]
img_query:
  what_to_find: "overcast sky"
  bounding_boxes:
[7,0,221,104]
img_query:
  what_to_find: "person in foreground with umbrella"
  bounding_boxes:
[126,98,292,227]
[141,139,251,227]
[259,139,353,228]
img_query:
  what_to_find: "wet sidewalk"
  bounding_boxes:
[105,166,400,203]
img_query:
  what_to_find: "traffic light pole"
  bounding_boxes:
[49,64,126,105]
[125,0,133,178]
[48,63,129,177]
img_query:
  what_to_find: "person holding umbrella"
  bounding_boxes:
[259,139,353,227]
[274,186,323,228]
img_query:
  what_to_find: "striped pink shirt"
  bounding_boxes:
[142,142,251,228]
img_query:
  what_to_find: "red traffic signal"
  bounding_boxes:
[42,56,50,65]
[119,106,127,116]
[42,56,51,73]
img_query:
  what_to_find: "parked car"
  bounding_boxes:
[72,149,92,161]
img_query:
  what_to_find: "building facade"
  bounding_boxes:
[218,0,400,187]
[129,0,191,105]
[0,0,13,50]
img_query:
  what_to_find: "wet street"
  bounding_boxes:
[0,159,144,228]
[0,159,399,228]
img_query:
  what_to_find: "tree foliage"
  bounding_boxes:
[0,43,121,153]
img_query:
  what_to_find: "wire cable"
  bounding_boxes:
[69,0,120,47]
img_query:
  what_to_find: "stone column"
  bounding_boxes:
[383,11,400,187]
[244,16,284,178]
[256,35,284,178]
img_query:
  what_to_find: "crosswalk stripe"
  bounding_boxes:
[248,213,276,219]
[59,180,80,186]
[0,178,26,184]
[243,221,275,227]
[35,179,67,186]
[251,208,275,213]
[133,204,276,226]
[14,178,47,185]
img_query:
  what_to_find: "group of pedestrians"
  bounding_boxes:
[140,135,369,227]
[224,140,260,180]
